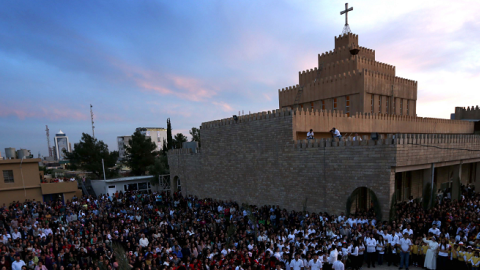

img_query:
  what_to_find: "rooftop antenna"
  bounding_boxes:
[90,104,95,139]
[340,3,353,35]
[45,125,52,157]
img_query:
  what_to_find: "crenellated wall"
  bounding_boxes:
[455,106,480,120]
[291,108,473,139]
[280,68,418,115]
[299,56,396,86]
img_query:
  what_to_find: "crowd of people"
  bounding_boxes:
[0,184,479,270]
[41,177,76,184]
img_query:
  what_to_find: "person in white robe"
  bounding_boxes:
[423,234,439,270]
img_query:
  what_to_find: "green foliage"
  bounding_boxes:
[147,155,169,185]
[112,242,131,270]
[368,188,382,221]
[173,133,188,149]
[161,139,168,155]
[167,118,173,150]
[189,127,201,147]
[125,130,158,176]
[346,188,360,216]
[64,133,119,179]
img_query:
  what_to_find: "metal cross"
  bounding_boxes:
[340,3,353,26]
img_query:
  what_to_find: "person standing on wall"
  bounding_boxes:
[307,129,314,141]
[330,128,342,141]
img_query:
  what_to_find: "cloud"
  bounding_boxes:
[0,103,88,121]
[211,101,234,112]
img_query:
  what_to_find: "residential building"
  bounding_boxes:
[117,135,132,160]
[136,127,167,151]
[0,158,81,205]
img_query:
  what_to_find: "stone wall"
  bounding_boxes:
[395,134,480,167]
[169,110,397,219]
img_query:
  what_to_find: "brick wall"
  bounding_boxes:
[169,110,480,221]
[169,111,397,219]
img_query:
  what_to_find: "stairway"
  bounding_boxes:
[78,179,97,198]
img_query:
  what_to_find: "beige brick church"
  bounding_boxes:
[168,21,480,219]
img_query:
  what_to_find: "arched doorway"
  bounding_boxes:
[346,187,382,220]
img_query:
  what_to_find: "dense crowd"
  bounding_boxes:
[0,184,479,270]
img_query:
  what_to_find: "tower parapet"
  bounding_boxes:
[455,106,480,120]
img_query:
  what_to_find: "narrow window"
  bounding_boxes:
[393,98,396,114]
[311,102,314,110]
[345,96,350,116]
[371,95,374,113]
[378,96,382,114]
[321,100,325,110]
[333,98,337,110]
[400,99,404,115]
[407,100,409,115]
[386,97,389,114]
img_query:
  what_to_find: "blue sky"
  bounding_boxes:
[1,0,479,157]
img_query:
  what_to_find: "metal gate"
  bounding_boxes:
[158,174,171,196]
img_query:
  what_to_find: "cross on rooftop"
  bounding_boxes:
[340,3,353,34]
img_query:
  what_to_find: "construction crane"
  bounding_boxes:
[45,125,52,157]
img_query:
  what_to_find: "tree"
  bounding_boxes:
[189,127,201,147]
[161,139,168,155]
[147,155,169,185]
[64,133,119,179]
[167,118,173,150]
[125,130,158,176]
[173,133,188,149]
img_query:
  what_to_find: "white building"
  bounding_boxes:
[118,127,167,160]
[136,127,167,151]
[117,135,132,160]
[54,130,71,161]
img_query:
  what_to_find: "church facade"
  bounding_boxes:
[167,33,480,220]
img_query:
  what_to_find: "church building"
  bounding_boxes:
[167,6,480,219]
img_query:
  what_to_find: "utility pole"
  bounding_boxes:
[90,104,95,139]
[45,125,52,157]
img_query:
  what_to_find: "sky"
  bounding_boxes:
[1,0,479,158]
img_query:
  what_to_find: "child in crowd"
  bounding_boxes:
[470,250,480,270]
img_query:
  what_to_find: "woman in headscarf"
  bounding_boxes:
[423,233,439,270]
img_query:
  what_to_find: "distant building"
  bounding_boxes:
[54,130,71,161]
[117,136,132,160]
[5,148,16,159]
[16,149,31,159]
[136,127,167,151]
